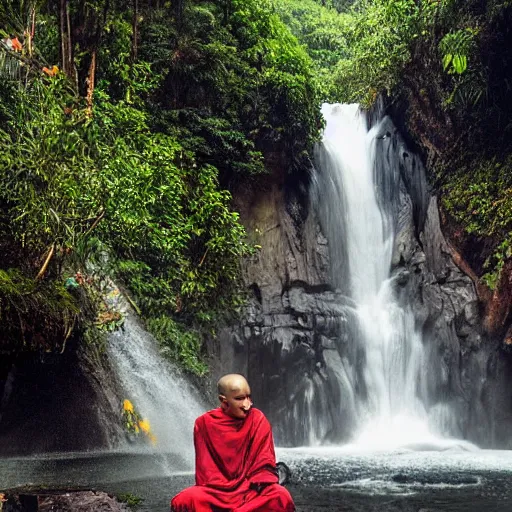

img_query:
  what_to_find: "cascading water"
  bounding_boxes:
[309,103,459,450]
[108,315,206,466]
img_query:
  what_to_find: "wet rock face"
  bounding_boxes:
[234,288,361,446]
[381,140,512,448]
[393,139,512,447]
[0,346,123,455]
[397,196,512,447]
[213,119,512,448]
[211,168,352,445]
[0,280,131,455]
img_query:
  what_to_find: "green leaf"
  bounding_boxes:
[452,54,467,74]
[442,53,453,71]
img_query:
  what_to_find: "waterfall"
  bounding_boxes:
[309,103,453,450]
[108,315,206,465]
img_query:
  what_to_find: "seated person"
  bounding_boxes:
[170,373,295,512]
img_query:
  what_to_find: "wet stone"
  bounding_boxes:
[263,315,273,327]
[272,314,298,327]
[3,491,128,512]
[232,332,244,347]
[315,315,327,331]
[320,335,337,350]
[38,491,129,512]
[464,301,480,326]
[296,313,312,328]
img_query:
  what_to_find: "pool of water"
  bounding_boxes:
[2,448,512,511]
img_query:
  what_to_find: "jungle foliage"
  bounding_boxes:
[274,0,512,288]
[274,0,500,105]
[2,0,510,374]
[273,0,353,100]
[0,0,322,373]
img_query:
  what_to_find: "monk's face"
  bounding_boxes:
[220,378,253,419]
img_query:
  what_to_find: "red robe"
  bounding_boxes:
[170,407,295,512]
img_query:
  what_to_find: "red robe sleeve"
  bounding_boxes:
[194,408,279,490]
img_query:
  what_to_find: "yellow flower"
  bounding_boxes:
[123,399,134,413]
[148,432,157,445]
[138,419,151,434]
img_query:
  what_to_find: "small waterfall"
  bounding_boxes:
[309,103,453,449]
[108,315,206,466]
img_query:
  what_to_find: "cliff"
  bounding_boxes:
[210,112,512,448]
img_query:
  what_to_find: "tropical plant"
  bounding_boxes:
[439,28,478,75]
[0,0,323,374]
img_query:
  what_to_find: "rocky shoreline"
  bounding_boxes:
[2,491,128,512]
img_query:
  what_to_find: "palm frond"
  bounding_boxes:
[0,45,23,80]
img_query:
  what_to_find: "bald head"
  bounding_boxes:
[217,374,252,419]
[217,374,249,395]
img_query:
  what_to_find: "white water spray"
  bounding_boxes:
[312,104,457,450]
[108,315,206,465]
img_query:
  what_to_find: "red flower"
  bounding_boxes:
[11,37,22,51]
[42,65,59,76]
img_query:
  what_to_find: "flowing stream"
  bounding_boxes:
[310,103,459,450]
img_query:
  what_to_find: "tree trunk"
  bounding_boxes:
[60,0,71,76]
[73,0,109,102]
[131,0,139,62]
[85,49,96,117]
[173,0,185,31]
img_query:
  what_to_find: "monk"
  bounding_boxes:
[170,374,295,512]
